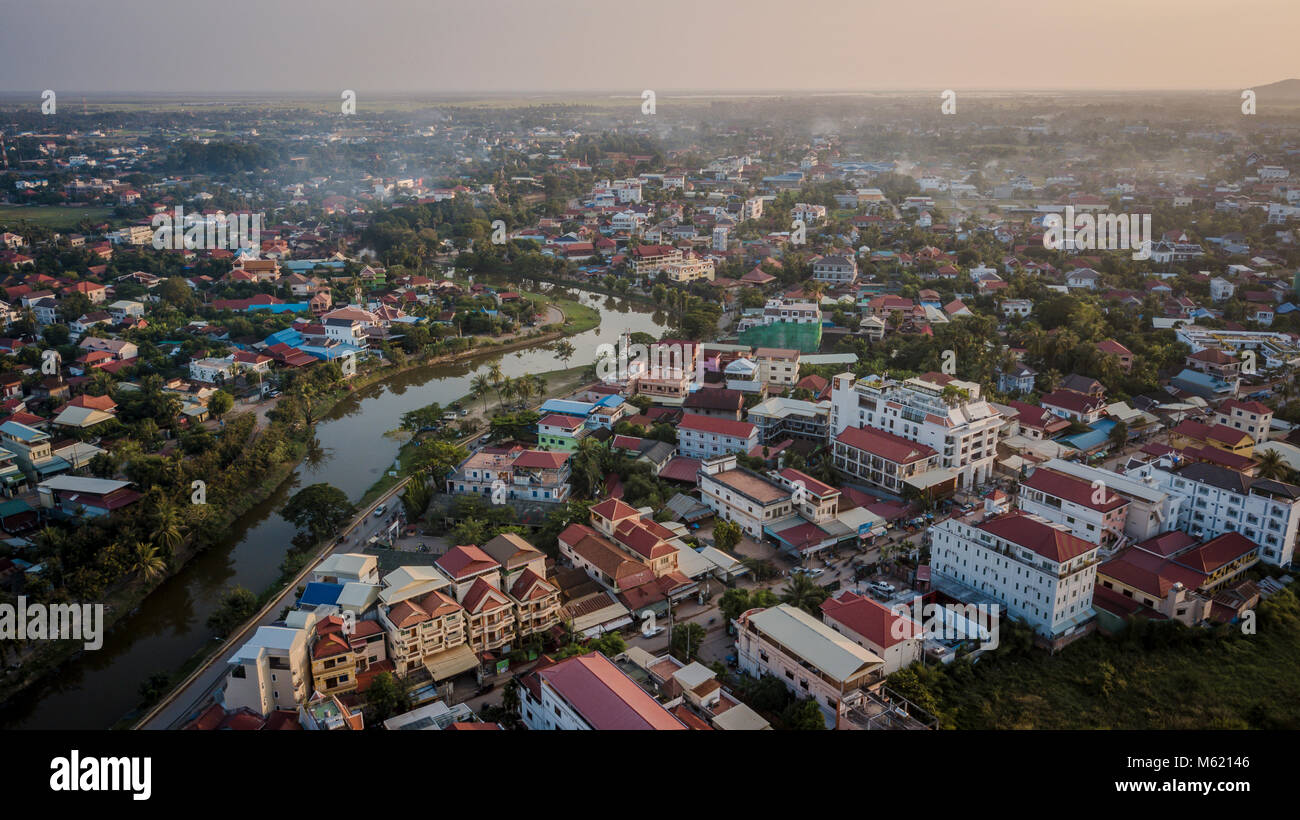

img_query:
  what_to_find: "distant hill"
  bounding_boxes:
[1253,78,1300,98]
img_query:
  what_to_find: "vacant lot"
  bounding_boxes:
[0,204,115,230]
[890,586,1300,730]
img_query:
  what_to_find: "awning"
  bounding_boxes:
[903,468,958,490]
[422,643,479,681]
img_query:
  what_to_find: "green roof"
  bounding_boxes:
[0,498,34,516]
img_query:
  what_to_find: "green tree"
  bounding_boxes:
[782,697,829,730]
[208,389,234,419]
[281,483,355,541]
[712,519,743,551]
[365,672,411,721]
[780,573,829,615]
[207,586,258,636]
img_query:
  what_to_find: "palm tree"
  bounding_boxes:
[1255,448,1288,480]
[501,377,519,410]
[779,573,828,615]
[488,363,505,407]
[151,500,185,558]
[129,542,167,580]
[470,374,492,415]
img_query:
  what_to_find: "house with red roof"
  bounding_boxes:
[821,590,922,674]
[1213,398,1273,444]
[519,651,687,731]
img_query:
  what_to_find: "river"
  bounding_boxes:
[0,287,669,729]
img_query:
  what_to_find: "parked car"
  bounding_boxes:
[373,504,387,518]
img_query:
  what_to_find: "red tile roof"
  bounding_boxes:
[533,652,686,730]
[976,511,1096,563]
[821,591,920,650]
[1022,468,1127,512]
[835,425,937,464]
[678,413,756,439]
[435,545,499,580]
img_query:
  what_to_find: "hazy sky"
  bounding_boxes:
[0,0,1294,94]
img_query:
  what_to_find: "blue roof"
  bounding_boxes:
[1059,418,1115,452]
[539,399,595,417]
[249,302,310,314]
[594,394,625,408]
[283,259,346,273]
[299,582,344,608]
[265,328,303,347]
[299,343,362,361]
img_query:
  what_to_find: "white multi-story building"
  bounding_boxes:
[1029,458,1183,544]
[830,372,1002,490]
[812,253,858,285]
[735,298,822,333]
[930,511,1099,643]
[677,414,759,459]
[1017,466,1130,549]
[790,203,827,224]
[221,625,313,716]
[1124,457,1300,567]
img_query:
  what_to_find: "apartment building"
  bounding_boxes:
[830,371,1002,490]
[677,413,759,459]
[832,424,944,496]
[377,567,471,679]
[664,256,715,283]
[1017,466,1131,549]
[1124,458,1300,567]
[697,455,796,539]
[631,244,684,276]
[1030,458,1182,543]
[519,651,686,730]
[746,396,830,445]
[811,253,859,285]
[753,347,800,388]
[222,625,313,716]
[735,604,884,726]
[1214,399,1273,443]
[929,511,1100,644]
[309,614,387,697]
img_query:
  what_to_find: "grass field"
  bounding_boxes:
[891,585,1300,730]
[0,205,115,230]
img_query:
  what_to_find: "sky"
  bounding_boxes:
[0,0,1294,94]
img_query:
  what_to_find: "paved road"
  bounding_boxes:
[135,484,412,729]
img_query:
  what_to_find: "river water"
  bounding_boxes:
[0,288,669,729]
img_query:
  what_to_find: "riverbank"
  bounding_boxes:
[0,310,575,713]
[357,362,595,508]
